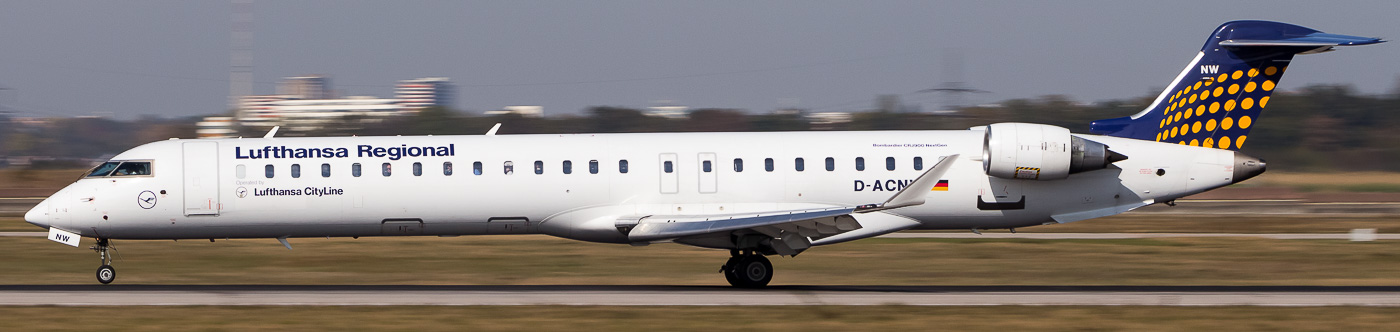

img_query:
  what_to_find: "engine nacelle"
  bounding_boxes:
[981,123,1125,181]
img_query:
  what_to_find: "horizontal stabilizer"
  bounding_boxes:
[1219,33,1383,47]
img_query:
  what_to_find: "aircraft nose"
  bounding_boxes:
[1232,152,1267,184]
[25,201,50,229]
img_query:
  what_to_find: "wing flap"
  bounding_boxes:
[626,207,857,242]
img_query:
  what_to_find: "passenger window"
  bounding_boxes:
[825,157,835,171]
[473,162,483,175]
[664,161,674,173]
[914,157,924,170]
[764,158,774,172]
[443,162,454,176]
[534,161,544,175]
[265,165,274,178]
[856,157,865,171]
[589,160,599,174]
[413,162,423,176]
[236,164,246,179]
[886,157,896,171]
[86,162,121,177]
[703,160,713,173]
[291,164,301,178]
[794,158,805,172]
[619,160,629,173]
[111,162,152,176]
[382,163,393,177]
[321,163,331,177]
[563,160,573,174]
[504,161,514,175]
[352,163,362,177]
[733,158,743,172]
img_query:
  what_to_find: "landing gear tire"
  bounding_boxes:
[96,265,116,284]
[724,255,772,288]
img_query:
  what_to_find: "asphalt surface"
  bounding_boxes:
[1,285,1398,306]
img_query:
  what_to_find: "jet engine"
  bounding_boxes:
[981,123,1127,180]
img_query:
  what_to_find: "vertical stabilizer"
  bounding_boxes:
[1089,21,1381,150]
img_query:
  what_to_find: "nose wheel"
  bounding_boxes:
[91,238,116,284]
[720,251,772,288]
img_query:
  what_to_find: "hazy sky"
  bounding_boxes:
[0,1,1395,119]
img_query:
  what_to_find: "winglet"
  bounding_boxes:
[263,126,280,138]
[277,237,292,250]
[857,154,959,213]
[485,123,501,136]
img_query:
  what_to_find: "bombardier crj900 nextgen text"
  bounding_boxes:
[26,21,1382,286]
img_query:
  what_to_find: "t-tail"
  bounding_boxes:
[1089,21,1382,150]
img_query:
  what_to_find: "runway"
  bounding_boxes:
[2,285,1398,306]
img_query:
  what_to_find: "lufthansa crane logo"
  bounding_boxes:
[137,190,157,209]
[236,187,248,198]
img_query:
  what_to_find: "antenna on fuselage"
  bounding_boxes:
[485,123,501,136]
[263,126,279,138]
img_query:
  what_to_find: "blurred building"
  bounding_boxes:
[484,105,543,117]
[396,77,454,111]
[237,95,405,132]
[277,75,332,100]
[807,112,852,125]
[195,116,237,138]
[647,105,689,119]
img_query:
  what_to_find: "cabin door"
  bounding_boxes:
[659,153,679,194]
[182,141,220,216]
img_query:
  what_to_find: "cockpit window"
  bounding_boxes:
[86,162,122,177]
[87,161,153,178]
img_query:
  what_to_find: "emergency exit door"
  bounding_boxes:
[183,141,220,216]
[697,152,717,193]
[659,153,678,194]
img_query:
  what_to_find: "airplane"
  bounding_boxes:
[24,21,1382,287]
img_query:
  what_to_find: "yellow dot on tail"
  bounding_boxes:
[1225,99,1236,111]
[1159,119,1166,128]
[1204,137,1214,147]
[1236,136,1247,149]
[1213,87,1224,97]
[1222,117,1234,130]
[1217,74,1228,82]
[1263,80,1275,91]
[1156,132,1162,141]
[1190,139,1199,146]
[1232,70,1244,80]
[1170,127,1179,137]
[1179,141,1187,145]
[1265,66,1277,76]
[1189,94,1197,104]
[1206,119,1217,131]
[1219,136,1231,149]
[1242,98,1254,110]
[1194,81,1202,90]
[1175,112,1182,122]
[1245,82,1257,93]
[1228,84,1239,95]
[1240,115,1252,129]
[1209,102,1220,113]
[1248,68,1259,77]
[1199,91,1209,100]
[1196,105,1205,116]
[1260,96,1270,108]
[1192,121,1201,133]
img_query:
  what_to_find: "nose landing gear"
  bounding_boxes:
[91,238,115,284]
[720,250,772,288]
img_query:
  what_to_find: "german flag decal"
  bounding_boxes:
[931,180,949,191]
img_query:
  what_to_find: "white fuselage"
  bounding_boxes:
[26,129,1239,244]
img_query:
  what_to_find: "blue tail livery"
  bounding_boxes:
[1089,21,1382,150]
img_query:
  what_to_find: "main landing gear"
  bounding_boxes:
[721,250,772,288]
[91,238,115,284]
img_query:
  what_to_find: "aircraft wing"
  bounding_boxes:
[619,155,958,255]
